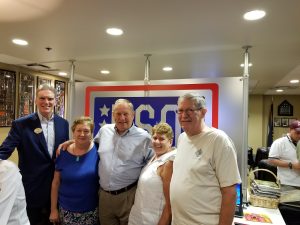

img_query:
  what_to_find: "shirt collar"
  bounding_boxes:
[287,134,297,147]
[114,123,134,136]
[37,111,54,122]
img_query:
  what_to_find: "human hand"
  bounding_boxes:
[56,140,74,156]
[49,209,60,224]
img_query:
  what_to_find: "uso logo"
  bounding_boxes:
[94,97,180,145]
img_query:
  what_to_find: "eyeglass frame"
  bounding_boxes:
[175,108,202,115]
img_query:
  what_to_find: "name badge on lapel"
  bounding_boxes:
[34,128,43,134]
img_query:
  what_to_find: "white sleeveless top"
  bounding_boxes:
[128,149,176,225]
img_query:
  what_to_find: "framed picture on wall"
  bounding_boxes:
[288,118,296,126]
[19,73,35,118]
[273,117,281,127]
[281,118,289,127]
[0,69,16,126]
[54,80,66,118]
[37,76,52,87]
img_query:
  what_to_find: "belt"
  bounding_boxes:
[102,181,138,195]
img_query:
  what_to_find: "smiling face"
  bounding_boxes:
[113,100,134,134]
[35,89,56,119]
[73,122,93,145]
[152,133,173,157]
[177,98,206,136]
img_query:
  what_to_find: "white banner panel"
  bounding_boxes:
[73,78,246,187]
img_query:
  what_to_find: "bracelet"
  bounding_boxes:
[288,162,293,169]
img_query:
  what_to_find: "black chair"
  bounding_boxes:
[254,147,270,167]
[257,159,277,182]
[248,147,255,170]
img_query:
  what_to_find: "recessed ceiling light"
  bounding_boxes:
[240,63,253,67]
[100,70,110,74]
[276,89,284,93]
[243,10,266,21]
[162,66,173,71]
[290,79,299,84]
[58,72,67,76]
[12,38,28,46]
[106,28,123,36]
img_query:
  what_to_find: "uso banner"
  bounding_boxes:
[74,78,245,182]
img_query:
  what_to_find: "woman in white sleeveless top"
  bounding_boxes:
[129,122,176,225]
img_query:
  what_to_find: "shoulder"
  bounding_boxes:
[14,113,37,123]
[162,149,177,162]
[131,126,151,138]
[101,124,114,130]
[270,137,286,150]
[208,128,232,142]
[98,124,115,134]
[54,115,68,124]
[271,137,286,147]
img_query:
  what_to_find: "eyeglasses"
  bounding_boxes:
[175,108,201,115]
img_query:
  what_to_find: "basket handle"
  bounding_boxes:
[248,168,280,188]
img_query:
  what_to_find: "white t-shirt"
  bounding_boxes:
[0,160,30,225]
[269,135,300,186]
[170,127,241,225]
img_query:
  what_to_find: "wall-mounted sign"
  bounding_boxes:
[278,100,293,116]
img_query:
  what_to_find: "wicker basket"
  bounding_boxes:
[248,168,281,209]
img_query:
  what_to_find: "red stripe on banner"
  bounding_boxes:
[85,83,219,128]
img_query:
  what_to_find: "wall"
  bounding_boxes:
[0,62,68,164]
[248,95,263,153]
[249,95,300,154]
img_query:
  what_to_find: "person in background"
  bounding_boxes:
[0,159,30,225]
[58,98,154,225]
[129,122,176,225]
[170,93,241,225]
[50,117,99,225]
[268,120,300,191]
[0,84,69,225]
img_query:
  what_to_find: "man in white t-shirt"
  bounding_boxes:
[170,93,241,225]
[268,120,300,190]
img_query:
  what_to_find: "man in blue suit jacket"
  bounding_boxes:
[0,84,69,225]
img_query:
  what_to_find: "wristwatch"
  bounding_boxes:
[288,162,293,169]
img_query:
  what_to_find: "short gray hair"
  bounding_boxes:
[36,84,56,96]
[177,93,206,109]
[113,98,134,112]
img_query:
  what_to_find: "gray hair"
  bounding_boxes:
[113,98,134,112]
[177,93,206,109]
[36,84,56,96]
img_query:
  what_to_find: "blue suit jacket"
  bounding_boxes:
[0,113,69,208]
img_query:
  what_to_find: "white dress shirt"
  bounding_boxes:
[38,112,55,158]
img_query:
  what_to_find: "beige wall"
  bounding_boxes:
[0,127,18,162]
[248,95,263,153]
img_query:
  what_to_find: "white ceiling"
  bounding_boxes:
[1,0,300,95]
